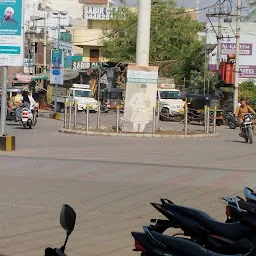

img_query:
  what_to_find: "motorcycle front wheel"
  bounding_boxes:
[248,127,253,144]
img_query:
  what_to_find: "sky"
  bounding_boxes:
[46,0,245,21]
[48,0,217,19]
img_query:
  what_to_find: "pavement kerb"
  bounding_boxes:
[59,127,220,139]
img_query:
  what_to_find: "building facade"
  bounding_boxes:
[207,21,256,82]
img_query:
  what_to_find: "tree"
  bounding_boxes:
[239,80,256,100]
[245,0,256,21]
[101,0,205,83]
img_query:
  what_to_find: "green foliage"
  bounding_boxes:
[245,0,256,20]
[239,80,256,100]
[188,70,216,94]
[101,0,205,83]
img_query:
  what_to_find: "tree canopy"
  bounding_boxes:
[245,0,256,20]
[101,0,205,83]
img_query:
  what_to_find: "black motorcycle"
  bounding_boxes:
[45,204,76,256]
[225,112,238,129]
[240,113,254,144]
[132,226,256,256]
[149,198,256,254]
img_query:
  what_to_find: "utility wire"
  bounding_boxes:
[72,2,220,44]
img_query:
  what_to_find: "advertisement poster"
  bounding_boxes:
[23,58,34,74]
[221,43,253,56]
[0,0,24,66]
[122,65,159,133]
[50,49,64,85]
[83,7,123,20]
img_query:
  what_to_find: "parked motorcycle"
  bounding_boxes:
[226,112,238,129]
[240,113,254,144]
[45,204,76,256]
[222,187,256,223]
[132,225,256,256]
[21,107,37,129]
[149,197,256,254]
[132,187,256,255]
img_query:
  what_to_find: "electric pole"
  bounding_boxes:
[136,0,151,66]
[234,0,242,112]
[32,17,36,75]
[216,0,222,77]
[195,0,200,20]
[43,13,47,73]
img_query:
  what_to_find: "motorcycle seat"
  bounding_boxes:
[163,203,249,240]
[151,232,243,256]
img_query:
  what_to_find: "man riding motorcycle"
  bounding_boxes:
[235,97,255,135]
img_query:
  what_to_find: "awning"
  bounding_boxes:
[14,69,80,83]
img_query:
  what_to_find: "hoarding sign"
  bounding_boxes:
[83,6,123,20]
[72,61,103,69]
[209,64,256,79]
[239,65,256,78]
[221,43,253,56]
[0,0,24,66]
[122,65,159,133]
[50,49,64,85]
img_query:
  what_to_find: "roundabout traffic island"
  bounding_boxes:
[59,125,220,139]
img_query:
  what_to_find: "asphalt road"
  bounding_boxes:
[0,118,255,256]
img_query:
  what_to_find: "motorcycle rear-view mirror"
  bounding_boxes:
[60,204,76,235]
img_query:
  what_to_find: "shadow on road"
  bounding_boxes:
[225,140,246,144]
[6,123,19,126]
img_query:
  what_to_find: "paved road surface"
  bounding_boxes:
[0,118,255,256]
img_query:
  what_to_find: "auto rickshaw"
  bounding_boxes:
[185,94,224,126]
[0,87,23,121]
[100,88,124,112]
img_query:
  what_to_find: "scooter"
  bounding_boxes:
[21,107,37,129]
[45,204,76,256]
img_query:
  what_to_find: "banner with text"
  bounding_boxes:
[83,6,124,20]
[50,49,64,85]
[221,43,253,56]
[0,0,24,66]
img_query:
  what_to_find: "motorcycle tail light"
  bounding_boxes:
[22,112,28,116]
[226,206,231,216]
[134,239,146,252]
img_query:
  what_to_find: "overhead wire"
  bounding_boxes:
[71,2,221,44]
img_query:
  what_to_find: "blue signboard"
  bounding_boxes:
[50,49,64,85]
[0,0,24,66]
